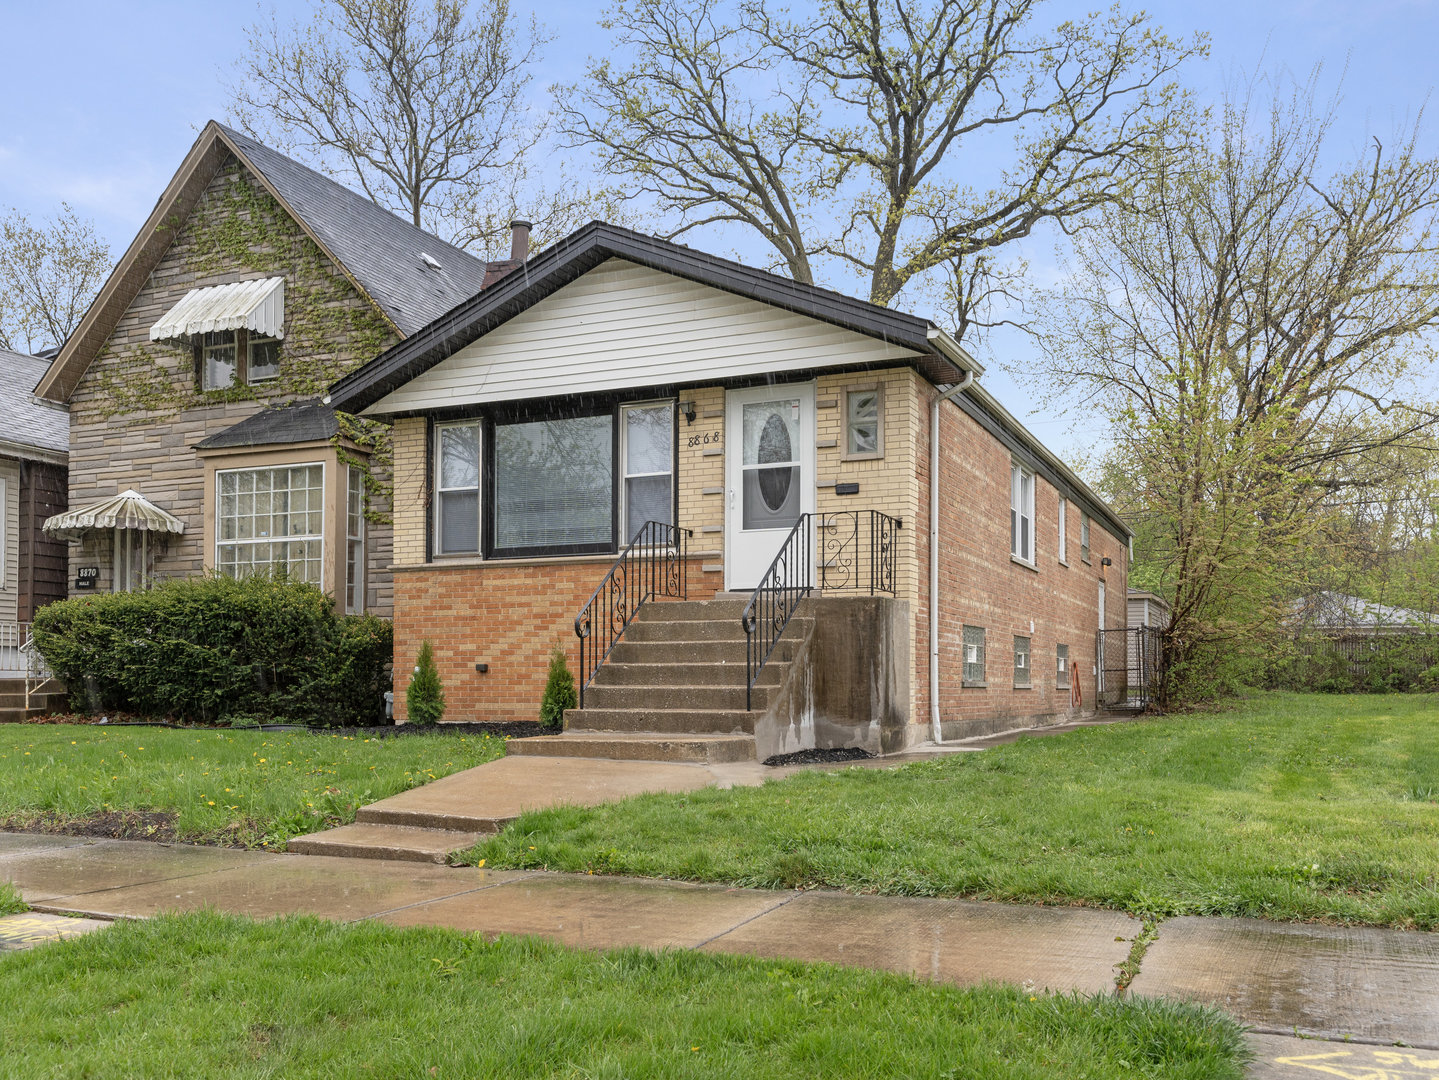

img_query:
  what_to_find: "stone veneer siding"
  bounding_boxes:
[64,155,398,614]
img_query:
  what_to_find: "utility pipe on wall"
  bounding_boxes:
[930,368,975,744]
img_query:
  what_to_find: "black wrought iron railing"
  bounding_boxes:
[575,521,692,707]
[741,510,902,709]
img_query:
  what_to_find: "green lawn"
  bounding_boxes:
[0,724,506,847]
[0,881,24,916]
[0,911,1248,1079]
[463,693,1439,927]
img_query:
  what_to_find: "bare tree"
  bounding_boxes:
[1037,75,1439,702]
[229,0,549,246]
[565,0,1204,337]
[0,204,111,354]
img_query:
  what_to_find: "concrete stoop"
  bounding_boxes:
[0,679,67,724]
[551,598,784,763]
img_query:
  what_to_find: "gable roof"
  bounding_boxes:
[36,121,487,404]
[0,349,68,462]
[324,221,982,417]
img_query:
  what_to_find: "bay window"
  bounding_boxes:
[216,464,324,584]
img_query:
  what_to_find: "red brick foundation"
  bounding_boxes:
[392,558,723,723]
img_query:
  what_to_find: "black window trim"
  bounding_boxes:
[429,393,681,561]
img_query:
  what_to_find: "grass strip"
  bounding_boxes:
[462,693,1439,927]
[0,724,506,847]
[0,910,1250,1079]
[0,881,25,915]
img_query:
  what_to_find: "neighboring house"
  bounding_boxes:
[0,349,69,673]
[1292,590,1438,636]
[34,121,488,613]
[327,222,1132,753]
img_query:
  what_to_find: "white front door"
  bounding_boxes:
[725,383,816,591]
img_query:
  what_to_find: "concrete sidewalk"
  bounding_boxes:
[3,830,1437,1077]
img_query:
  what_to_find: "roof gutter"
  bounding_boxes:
[925,330,983,745]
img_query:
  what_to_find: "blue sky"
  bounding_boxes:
[1,0,1434,451]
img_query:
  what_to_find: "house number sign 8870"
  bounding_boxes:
[686,431,721,448]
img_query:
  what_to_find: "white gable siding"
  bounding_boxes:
[365,259,922,414]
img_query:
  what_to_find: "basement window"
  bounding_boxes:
[962,625,986,687]
[1014,636,1031,689]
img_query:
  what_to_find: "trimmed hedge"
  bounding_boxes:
[32,575,393,726]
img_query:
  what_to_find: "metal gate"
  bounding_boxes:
[1096,626,1163,710]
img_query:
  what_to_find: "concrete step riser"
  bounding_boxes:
[635,601,749,622]
[355,806,511,833]
[606,640,798,665]
[582,684,770,711]
[592,662,784,688]
[623,620,751,643]
[286,839,450,864]
[562,708,759,735]
[507,736,756,764]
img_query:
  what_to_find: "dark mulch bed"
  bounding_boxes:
[763,746,873,767]
[16,714,556,740]
[3,810,182,844]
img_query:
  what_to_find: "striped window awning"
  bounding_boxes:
[149,277,284,342]
[43,490,187,540]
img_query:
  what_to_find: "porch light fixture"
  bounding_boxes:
[679,399,697,424]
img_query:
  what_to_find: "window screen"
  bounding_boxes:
[494,415,613,552]
[962,625,986,687]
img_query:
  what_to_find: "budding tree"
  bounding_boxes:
[0,204,111,354]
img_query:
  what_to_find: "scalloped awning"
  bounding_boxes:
[149,277,284,342]
[43,490,187,541]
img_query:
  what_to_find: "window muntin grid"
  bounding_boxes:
[217,464,324,586]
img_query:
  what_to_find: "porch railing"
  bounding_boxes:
[575,520,692,707]
[741,510,902,709]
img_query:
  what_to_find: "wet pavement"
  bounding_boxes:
[0,911,108,952]
[5,831,1438,1065]
[1131,916,1439,1047]
[1247,1033,1439,1078]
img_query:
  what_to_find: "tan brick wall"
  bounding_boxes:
[392,557,723,722]
[914,380,1129,741]
[675,386,726,566]
[391,416,428,566]
[64,154,400,614]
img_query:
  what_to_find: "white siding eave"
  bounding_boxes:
[363,258,922,415]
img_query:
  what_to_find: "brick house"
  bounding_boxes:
[0,349,68,673]
[33,121,488,613]
[327,223,1131,756]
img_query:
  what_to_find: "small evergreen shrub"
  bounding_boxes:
[406,639,445,726]
[539,643,577,731]
[32,574,392,726]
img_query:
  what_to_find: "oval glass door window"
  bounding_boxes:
[742,400,802,530]
[757,413,793,510]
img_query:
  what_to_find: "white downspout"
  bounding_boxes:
[930,370,974,743]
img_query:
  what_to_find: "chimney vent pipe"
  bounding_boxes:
[509,220,532,262]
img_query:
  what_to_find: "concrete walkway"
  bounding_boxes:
[3,830,1437,1078]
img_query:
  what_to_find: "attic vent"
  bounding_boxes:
[419,252,442,271]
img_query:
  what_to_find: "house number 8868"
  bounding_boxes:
[686,431,721,448]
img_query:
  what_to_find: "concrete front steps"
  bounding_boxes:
[0,679,67,723]
[285,822,486,864]
[520,597,803,764]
